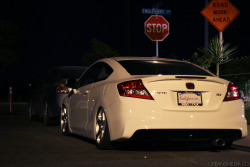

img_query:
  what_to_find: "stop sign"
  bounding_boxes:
[145,15,170,41]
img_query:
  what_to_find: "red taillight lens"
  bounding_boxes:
[117,80,153,100]
[56,84,68,93]
[224,82,241,101]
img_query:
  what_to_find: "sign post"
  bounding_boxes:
[201,0,240,75]
[201,0,240,42]
[144,15,170,57]
[201,0,240,32]
[9,87,13,113]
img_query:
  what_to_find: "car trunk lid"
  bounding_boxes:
[141,75,229,111]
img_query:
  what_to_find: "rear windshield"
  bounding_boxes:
[118,60,213,76]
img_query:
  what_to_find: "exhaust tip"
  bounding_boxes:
[211,138,226,147]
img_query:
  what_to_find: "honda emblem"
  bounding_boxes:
[186,83,195,89]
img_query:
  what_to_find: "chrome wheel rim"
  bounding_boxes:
[96,109,106,144]
[61,107,67,133]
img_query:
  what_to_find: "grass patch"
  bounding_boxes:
[246,106,250,125]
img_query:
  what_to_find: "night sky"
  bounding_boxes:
[2,0,250,66]
[0,0,250,98]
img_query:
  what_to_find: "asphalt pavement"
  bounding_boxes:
[1,102,250,167]
[232,125,250,151]
[1,102,250,149]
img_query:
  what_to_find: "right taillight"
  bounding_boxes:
[117,80,153,100]
[224,82,241,101]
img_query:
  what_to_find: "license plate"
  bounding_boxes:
[177,92,202,106]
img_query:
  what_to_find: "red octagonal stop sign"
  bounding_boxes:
[145,15,170,41]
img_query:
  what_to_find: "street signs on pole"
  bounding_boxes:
[142,8,171,15]
[201,0,240,32]
[145,15,170,41]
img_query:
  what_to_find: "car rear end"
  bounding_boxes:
[49,66,87,118]
[107,58,247,148]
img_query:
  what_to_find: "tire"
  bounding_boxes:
[60,106,69,136]
[95,108,113,150]
[27,100,37,121]
[43,100,53,126]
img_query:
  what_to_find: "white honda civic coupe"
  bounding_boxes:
[61,57,247,149]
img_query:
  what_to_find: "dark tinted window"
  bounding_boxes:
[41,69,60,84]
[118,60,213,76]
[59,68,86,79]
[77,62,113,88]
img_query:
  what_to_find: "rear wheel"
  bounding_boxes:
[43,100,53,126]
[60,106,69,136]
[96,108,113,150]
[27,100,37,121]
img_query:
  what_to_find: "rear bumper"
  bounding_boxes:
[130,129,242,142]
[106,98,247,142]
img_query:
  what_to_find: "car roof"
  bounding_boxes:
[111,57,181,62]
[54,66,88,70]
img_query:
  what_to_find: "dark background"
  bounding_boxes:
[0,0,249,101]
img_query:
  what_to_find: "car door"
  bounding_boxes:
[68,63,106,133]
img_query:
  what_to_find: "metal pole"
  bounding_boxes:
[246,82,248,99]
[126,0,131,56]
[219,31,223,48]
[204,0,209,48]
[217,31,223,76]
[156,41,159,58]
[9,87,13,113]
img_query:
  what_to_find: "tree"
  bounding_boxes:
[189,52,213,70]
[190,36,237,76]
[220,56,250,83]
[82,39,120,66]
[220,56,250,98]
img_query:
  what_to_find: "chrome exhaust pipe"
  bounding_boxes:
[211,138,226,147]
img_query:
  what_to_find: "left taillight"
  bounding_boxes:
[117,80,153,100]
[56,83,69,93]
[223,82,241,101]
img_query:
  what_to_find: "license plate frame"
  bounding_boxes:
[177,91,202,106]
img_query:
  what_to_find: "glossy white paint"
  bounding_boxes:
[106,96,247,140]
[62,57,248,143]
